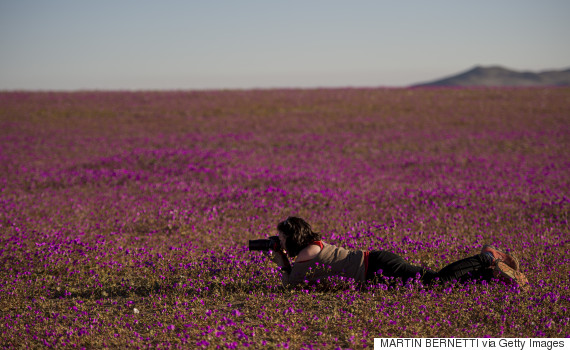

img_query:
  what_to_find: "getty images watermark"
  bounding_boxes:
[374,338,568,350]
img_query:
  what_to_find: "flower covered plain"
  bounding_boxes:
[0,88,569,348]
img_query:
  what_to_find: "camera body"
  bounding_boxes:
[248,235,281,251]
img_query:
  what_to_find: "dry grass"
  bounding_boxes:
[1,88,569,348]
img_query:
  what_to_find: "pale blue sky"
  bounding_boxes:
[1,0,569,90]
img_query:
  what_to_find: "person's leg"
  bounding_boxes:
[366,250,437,284]
[432,253,494,283]
[366,250,495,285]
[434,252,529,289]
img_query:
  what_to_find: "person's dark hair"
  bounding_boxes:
[277,217,321,257]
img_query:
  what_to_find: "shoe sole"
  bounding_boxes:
[482,245,520,271]
[494,260,530,292]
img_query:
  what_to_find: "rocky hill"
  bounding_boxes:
[412,66,570,87]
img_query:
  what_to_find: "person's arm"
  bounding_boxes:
[269,249,291,274]
[271,252,320,288]
[269,250,308,287]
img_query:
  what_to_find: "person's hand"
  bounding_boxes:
[269,250,288,267]
[263,249,289,267]
[269,249,292,273]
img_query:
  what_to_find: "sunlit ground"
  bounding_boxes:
[1,88,568,348]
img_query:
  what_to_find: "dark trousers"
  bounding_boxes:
[366,250,494,285]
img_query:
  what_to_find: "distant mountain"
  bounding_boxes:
[412,66,570,87]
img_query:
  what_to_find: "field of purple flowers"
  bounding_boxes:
[1,88,569,348]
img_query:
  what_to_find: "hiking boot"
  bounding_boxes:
[482,245,519,271]
[494,260,530,292]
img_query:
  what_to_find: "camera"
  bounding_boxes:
[248,236,281,251]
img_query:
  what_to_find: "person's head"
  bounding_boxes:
[277,217,321,257]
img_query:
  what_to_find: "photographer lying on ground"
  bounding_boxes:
[253,217,529,291]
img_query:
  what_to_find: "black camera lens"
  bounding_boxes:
[248,236,280,251]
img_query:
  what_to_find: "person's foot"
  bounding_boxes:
[482,245,519,271]
[494,260,530,292]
